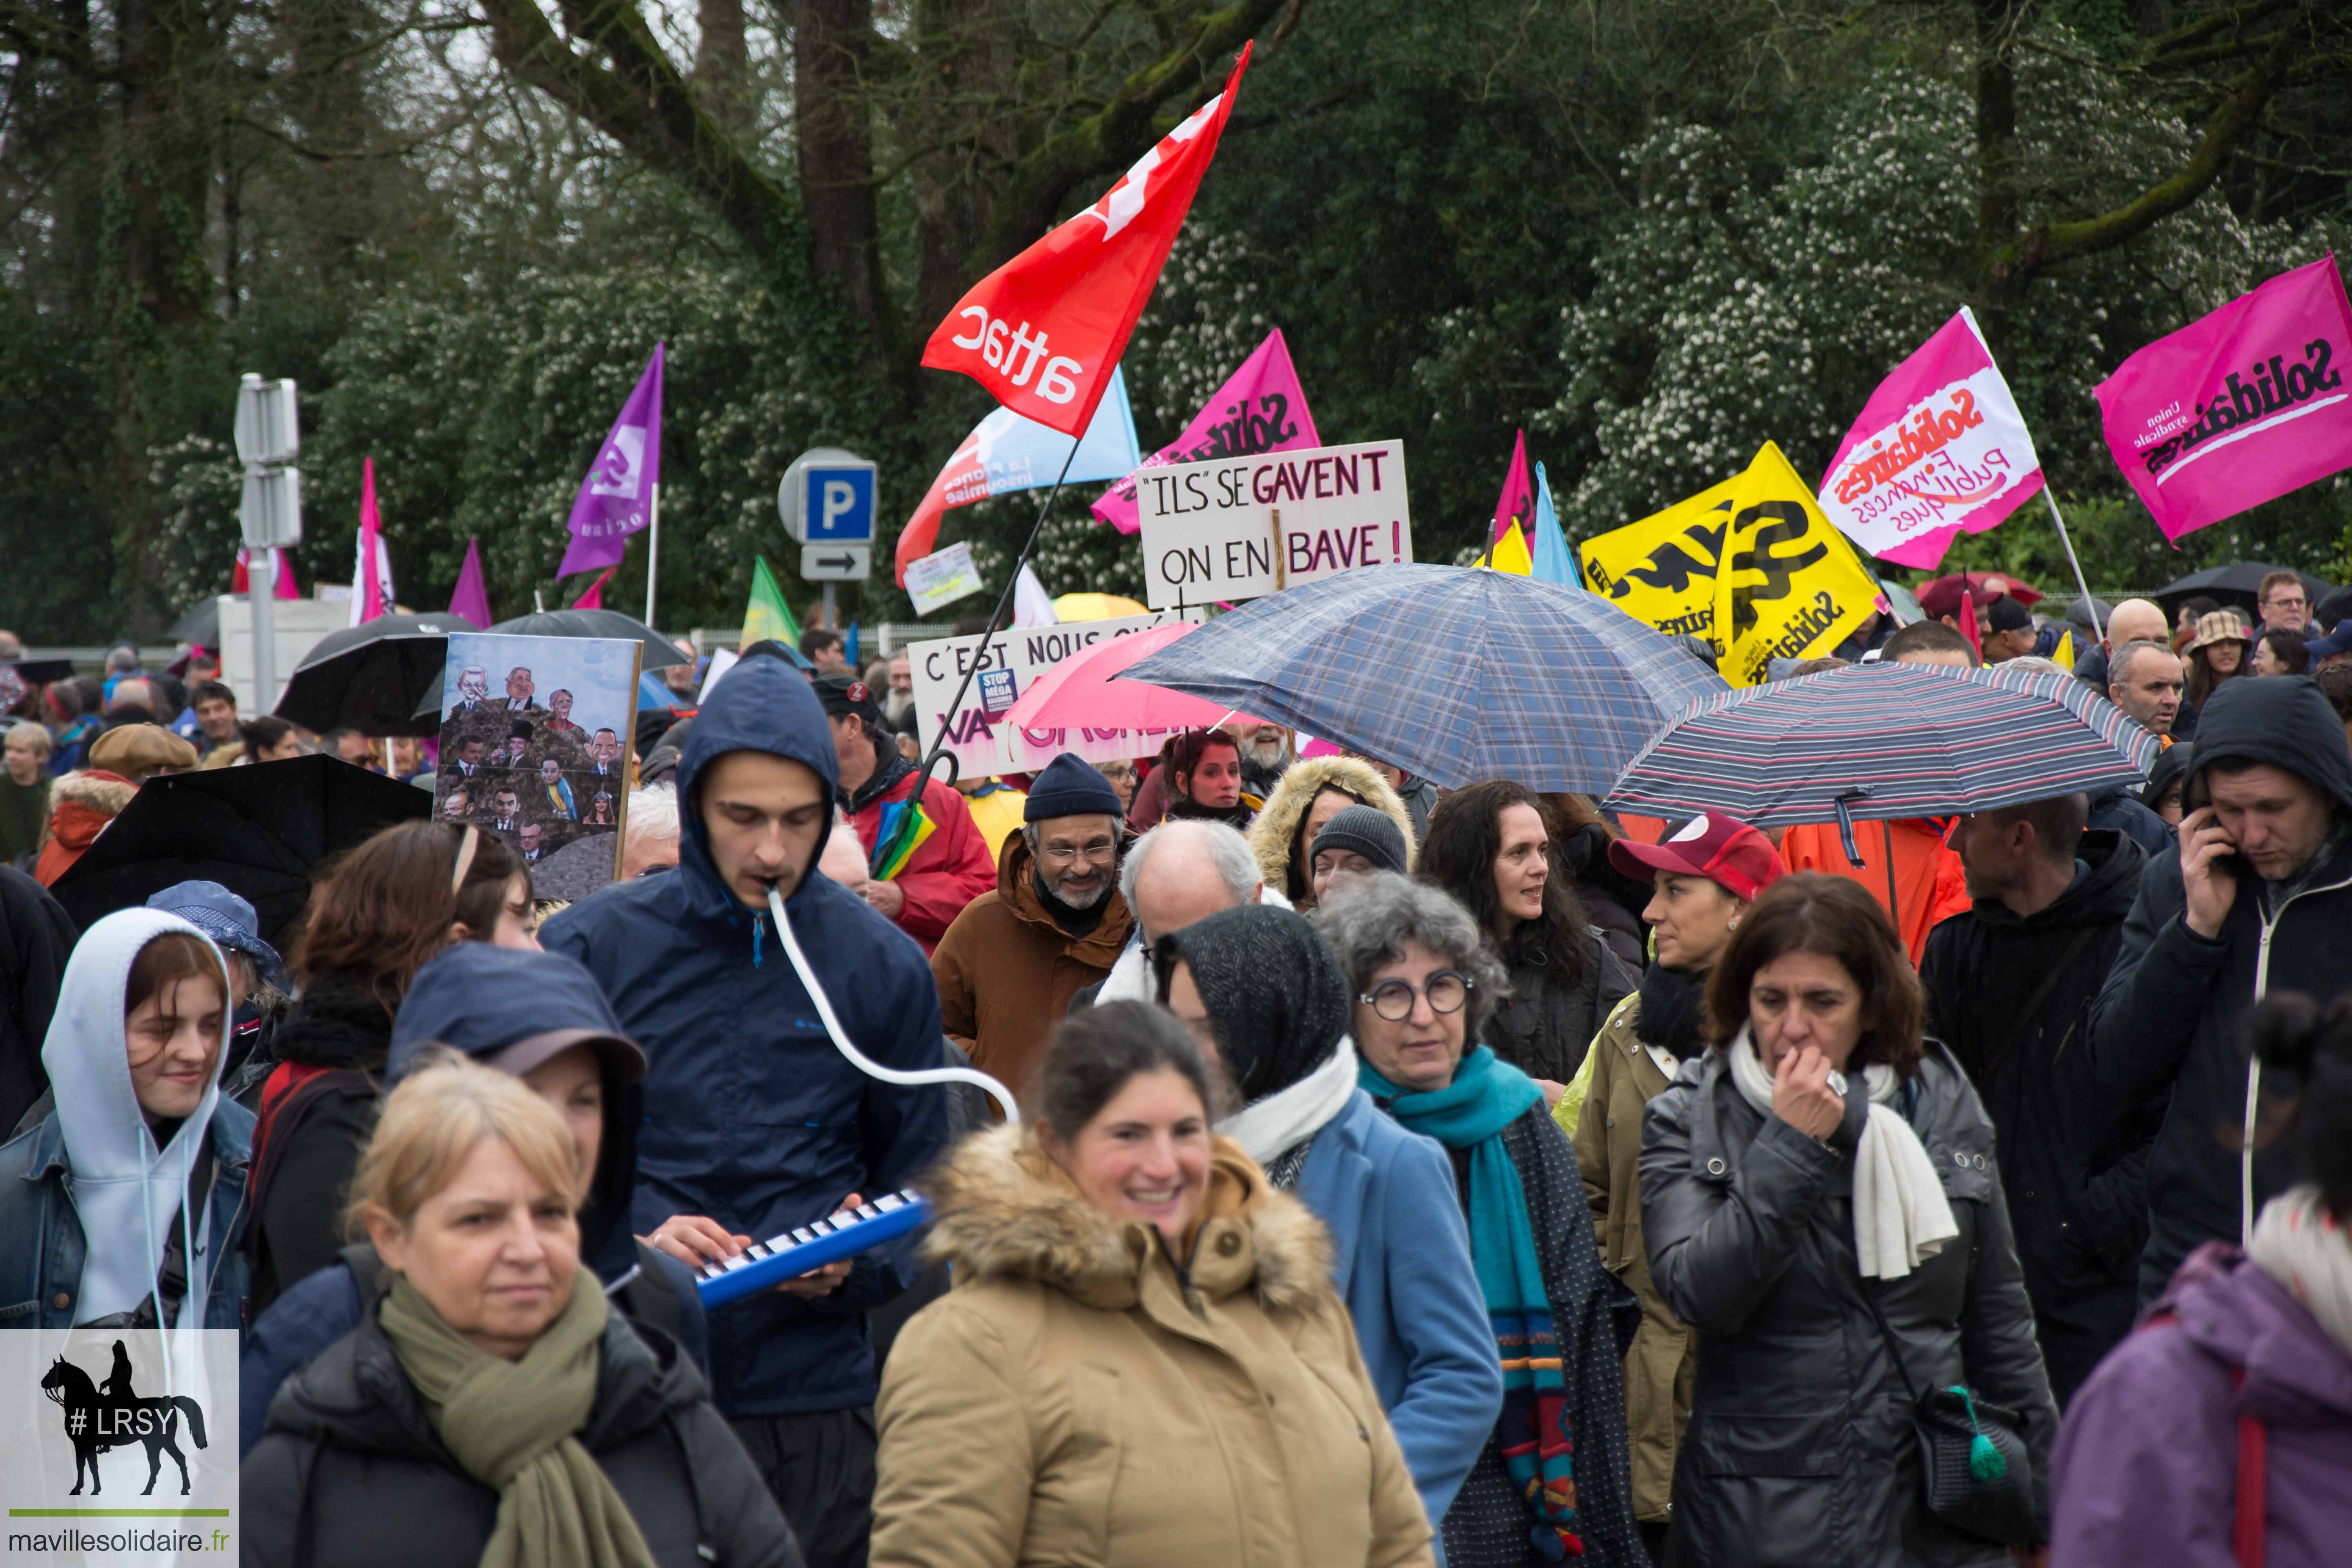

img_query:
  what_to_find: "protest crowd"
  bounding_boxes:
[9,46,2352,1568]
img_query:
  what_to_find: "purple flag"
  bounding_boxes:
[558,343,664,576]
[449,537,492,628]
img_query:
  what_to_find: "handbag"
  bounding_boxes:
[1858,1285,2037,1544]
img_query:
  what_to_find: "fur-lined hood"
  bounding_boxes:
[49,768,136,820]
[1245,754,1417,902]
[920,1122,1334,1314]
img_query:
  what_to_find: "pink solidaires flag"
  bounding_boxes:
[1090,329,1321,534]
[448,537,492,628]
[1817,307,2044,568]
[571,566,616,610]
[921,47,1250,440]
[559,343,664,576]
[349,457,397,627]
[2094,256,2352,542]
[232,546,300,599]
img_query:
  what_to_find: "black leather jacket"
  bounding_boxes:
[1639,1042,2058,1566]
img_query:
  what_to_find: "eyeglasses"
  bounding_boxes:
[1039,840,1118,866]
[1360,971,1472,1022]
[1097,763,1136,779]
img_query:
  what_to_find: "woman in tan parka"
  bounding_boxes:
[872,1001,1434,1568]
[1246,753,1417,911]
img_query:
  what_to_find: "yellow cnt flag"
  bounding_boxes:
[2051,629,2075,671]
[1708,443,1882,686]
[1582,443,1878,684]
[1579,492,1733,655]
[1488,523,1534,575]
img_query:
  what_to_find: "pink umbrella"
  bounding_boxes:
[1004,622,1267,733]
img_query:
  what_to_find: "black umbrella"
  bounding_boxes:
[9,659,76,687]
[169,599,220,648]
[2150,563,2336,620]
[486,610,692,670]
[277,611,480,737]
[48,756,434,945]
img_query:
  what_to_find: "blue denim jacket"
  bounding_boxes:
[0,1096,255,1332]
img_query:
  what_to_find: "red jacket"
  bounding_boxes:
[846,768,996,954]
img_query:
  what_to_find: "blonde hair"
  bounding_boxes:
[343,1050,583,1240]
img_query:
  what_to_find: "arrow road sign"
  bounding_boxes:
[802,543,871,581]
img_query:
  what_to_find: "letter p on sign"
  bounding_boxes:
[786,455,875,544]
[823,480,858,533]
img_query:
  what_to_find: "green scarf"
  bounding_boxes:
[377,1273,658,1568]
[1361,1045,1584,1560]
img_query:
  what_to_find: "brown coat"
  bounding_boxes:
[872,1125,1434,1568]
[930,831,1135,1097]
[1571,991,1694,1526]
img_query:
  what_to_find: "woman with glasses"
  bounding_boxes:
[1321,873,1646,1568]
[1417,781,1637,1107]
[1093,758,1140,816]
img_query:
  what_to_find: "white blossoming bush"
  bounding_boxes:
[1547,42,2330,581]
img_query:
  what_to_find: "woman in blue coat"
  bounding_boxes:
[1155,902,1503,1546]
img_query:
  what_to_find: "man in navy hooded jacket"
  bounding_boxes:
[2088,674,2352,1300]
[542,650,949,1568]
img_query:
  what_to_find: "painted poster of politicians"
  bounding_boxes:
[434,632,642,877]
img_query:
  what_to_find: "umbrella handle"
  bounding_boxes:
[1833,788,1871,868]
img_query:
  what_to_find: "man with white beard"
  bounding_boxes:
[1226,719,1295,799]
[930,754,1139,1096]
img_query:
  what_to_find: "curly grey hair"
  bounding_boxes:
[1313,871,1509,1043]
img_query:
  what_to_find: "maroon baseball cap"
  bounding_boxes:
[1609,813,1784,902]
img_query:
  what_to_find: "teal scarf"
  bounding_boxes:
[1361,1046,1582,1561]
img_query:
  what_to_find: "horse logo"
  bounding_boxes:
[38,1341,209,1496]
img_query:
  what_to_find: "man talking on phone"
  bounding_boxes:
[2088,674,2352,1303]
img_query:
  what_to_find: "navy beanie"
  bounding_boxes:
[1310,803,1409,875]
[1025,751,1125,822]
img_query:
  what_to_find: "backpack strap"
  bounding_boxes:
[2136,1311,2266,1567]
[620,1239,688,1350]
[245,1065,374,1263]
[2231,1366,2265,1568]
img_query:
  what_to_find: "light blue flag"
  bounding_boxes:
[1531,462,1577,586]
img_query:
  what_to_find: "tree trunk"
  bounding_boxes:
[1973,0,2025,348]
[695,0,753,131]
[794,0,897,382]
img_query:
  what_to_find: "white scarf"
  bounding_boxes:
[1727,1028,1957,1279]
[1219,1037,1361,1167]
[2248,1185,2352,1360]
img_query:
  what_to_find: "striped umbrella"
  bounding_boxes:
[1603,662,2160,830]
[1121,564,1727,791]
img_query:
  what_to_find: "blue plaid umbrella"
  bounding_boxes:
[1603,662,2159,838]
[1121,564,1728,791]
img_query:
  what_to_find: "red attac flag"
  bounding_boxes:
[920,45,1252,441]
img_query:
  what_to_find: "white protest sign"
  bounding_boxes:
[1136,439,1411,609]
[905,540,986,615]
[909,610,1203,776]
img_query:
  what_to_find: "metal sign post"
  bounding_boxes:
[234,374,302,711]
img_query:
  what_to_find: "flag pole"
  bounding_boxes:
[916,435,1087,789]
[2043,490,2103,644]
[645,483,661,628]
